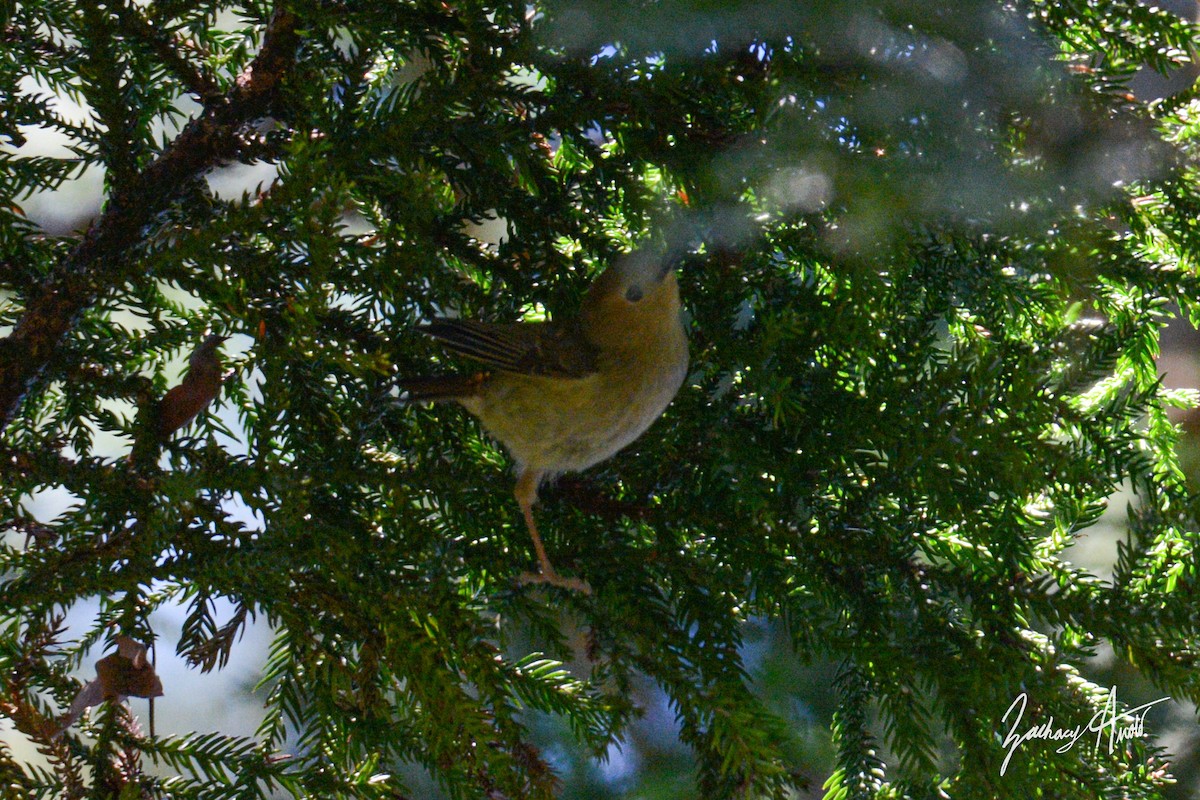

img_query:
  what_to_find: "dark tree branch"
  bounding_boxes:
[549,475,653,522]
[2,24,75,64]
[0,8,299,430]
[112,3,222,101]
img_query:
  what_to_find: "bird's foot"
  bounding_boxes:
[518,569,592,595]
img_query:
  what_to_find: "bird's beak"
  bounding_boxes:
[657,250,686,282]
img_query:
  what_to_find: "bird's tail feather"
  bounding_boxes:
[395,373,487,403]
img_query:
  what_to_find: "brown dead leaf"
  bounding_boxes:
[58,636,163,733]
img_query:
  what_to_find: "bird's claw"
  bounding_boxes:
[518,569,592,595]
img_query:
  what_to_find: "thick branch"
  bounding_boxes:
[0,8,298,429]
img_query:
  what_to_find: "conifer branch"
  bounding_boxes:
[112,3,222,102]
[0,7,299,429]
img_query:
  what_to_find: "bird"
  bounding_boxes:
[400,247,689,592]
[157,333,229,439]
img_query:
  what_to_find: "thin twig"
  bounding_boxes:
[111,4,221,101]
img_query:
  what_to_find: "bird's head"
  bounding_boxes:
[189,333,229,368]
[581,248,683,350]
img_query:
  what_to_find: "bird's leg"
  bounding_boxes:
[514,468,591,594]
[519,476,554,577]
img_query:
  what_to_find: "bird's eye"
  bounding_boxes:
[625,286,644,302]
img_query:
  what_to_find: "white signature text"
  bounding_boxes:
[1000,688,1170,776]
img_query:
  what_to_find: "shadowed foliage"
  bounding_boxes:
[3,1,1200,798]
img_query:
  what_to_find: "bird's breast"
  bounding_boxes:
[464,329,687,474]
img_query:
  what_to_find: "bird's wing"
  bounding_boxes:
[419,318,598,378]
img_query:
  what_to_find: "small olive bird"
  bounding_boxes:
[401,248,689,592]
[157,333,228,439]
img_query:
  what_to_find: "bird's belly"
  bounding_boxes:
[467,364,684,473]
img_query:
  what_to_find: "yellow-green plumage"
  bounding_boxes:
[403,248,688,592]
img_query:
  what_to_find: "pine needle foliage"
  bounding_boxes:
[2,1,1200,798]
